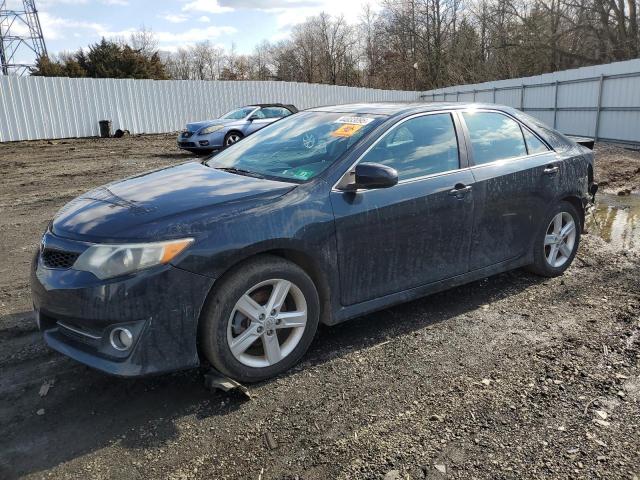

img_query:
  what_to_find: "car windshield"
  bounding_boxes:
[206,111,386,182]
[221,107,256,120]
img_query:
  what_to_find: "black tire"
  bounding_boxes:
[527,200,582,277]
[199,255,320,382]
[224,131,243,147]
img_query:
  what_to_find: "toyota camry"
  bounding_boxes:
[31,103,597,382]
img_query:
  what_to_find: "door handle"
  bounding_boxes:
[448,184,472,198]
[543,165,559,175]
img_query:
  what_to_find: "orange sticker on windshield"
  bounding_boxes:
[331,124,363,138]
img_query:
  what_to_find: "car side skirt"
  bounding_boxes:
[328,254,532,325]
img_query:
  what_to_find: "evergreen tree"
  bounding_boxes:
[31,38,167,80]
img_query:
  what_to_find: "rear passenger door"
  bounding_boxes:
[331,112,475,306]
[459,110,557,269]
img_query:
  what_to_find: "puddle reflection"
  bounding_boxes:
[587,193,640,252]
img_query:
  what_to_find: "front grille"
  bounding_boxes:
[181,131,194,138]
[179,141,196,148]
[42,248,80,269]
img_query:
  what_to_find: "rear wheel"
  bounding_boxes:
[224,131,243,147]
[527,201,581,277]
[199,256,320,382]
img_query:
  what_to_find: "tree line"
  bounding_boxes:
[33,0,639,91]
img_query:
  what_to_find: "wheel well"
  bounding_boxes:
[266,249,331,323]
[225,130,243,139]
[561,195,585,227]
[202,249,332,327]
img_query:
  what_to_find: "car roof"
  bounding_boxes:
[247,103,298,113]
[309,102,513,116]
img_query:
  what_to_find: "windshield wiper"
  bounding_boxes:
[215,167,266,179]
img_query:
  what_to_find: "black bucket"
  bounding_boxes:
[98,120,112,138]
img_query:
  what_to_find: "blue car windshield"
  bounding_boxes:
[206,111,386,182]
[221,107,256,120]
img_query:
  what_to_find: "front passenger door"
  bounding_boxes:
[245,109,271,134]
[330,112,475,306]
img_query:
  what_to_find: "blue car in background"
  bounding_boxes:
[177,103,298,154]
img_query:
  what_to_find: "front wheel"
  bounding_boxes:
[224,131,243,147]
[199,255,320,382]
[527,201,581,277]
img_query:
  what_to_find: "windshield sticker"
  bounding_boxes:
[331,123,364,138]
[286,168,315,180]
[334,116,374,125]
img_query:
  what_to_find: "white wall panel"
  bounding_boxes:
[494,88,520,107]
[0,77,417,142]
[523,85,555,109]
[3,59,640,144]
[421,59,640,143]
[556,111,598,137]
[598,111,640,142]
[602,76,640,107]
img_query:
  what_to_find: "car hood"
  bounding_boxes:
[52,162,296,242]
[185,119,243,132]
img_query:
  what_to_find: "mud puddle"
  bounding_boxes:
[587,192,640,252]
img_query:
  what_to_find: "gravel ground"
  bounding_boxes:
[0,136,639,480]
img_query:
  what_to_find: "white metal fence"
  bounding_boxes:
[0,77,418,142]
[2,59,639,144]
[420,59,640,145]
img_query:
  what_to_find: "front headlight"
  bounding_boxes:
[199,125,224,135]
[73,238,193,280]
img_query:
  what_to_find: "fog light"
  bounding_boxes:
[199,140,209,146]
[110,327,133,351]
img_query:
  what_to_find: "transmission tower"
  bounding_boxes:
[0,0,48,76]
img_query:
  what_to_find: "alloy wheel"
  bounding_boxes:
[226,279,308,368]
[225,134,241,146]
[544,211,576,268]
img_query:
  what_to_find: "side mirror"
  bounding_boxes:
[347,162,398,190]
[248,114,259,121]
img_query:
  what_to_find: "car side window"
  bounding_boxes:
[462,112,527,165]
[262,107,290,119]
[274,107,292,117]
[252,109,267,119]
[522,127,549,154]
[361,113,459,181]
[386,126,413,147]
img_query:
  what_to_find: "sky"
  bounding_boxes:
[5,0,380,59]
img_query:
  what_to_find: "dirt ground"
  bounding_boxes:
[594,143,640,193]
[0,135,639,480]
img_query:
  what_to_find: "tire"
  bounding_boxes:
[199,255,320,382]
[224,131,243,147]
[527,200,582,277]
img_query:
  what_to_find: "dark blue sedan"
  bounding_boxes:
[31,103,597,382]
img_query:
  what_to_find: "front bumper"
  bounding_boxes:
[30,233,214,377]
[177,130,225,151]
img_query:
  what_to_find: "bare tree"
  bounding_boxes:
[158,0,640,89]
